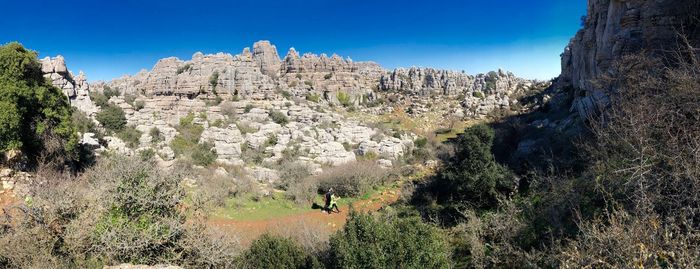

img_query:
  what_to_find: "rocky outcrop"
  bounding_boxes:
[379,67,539,118]
[253,40,282,78]
[560,0,700,117]
[278,47,385,105]
[40,56,99,116]
[106,49,277,100]
[380,67,473,96]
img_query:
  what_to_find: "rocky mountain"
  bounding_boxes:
[38,41,545,184]
[95,41,539,114]
[560,0,700,118]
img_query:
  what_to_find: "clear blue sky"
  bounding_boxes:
[0,0,587,82]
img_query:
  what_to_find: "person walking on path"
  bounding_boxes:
[329,193,340,213]
[324,188,333,213]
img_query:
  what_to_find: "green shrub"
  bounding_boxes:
[96,105,127,133]
[0,42,78,157]
[472,91,485,99]
[269,110,289,125]
[209,71,219,89]
[414,137,428,148]
[138,148,156,161]
[324,73,333,80]
[265,134,278,147]
[328,212,451,269]
[236,122,257,134]
[170,112,208,162]
[149,127,164,143]
[0,156,241,268]
[337,92,351,107]
[434,124,514,210]
[241,234,311,269]
[316,161,388,197]
[124,93,136,106]
[88,156,186,264]
[304,81,313,87]
[306,93,321,103]
[295,74,303,79]
[90,91,109,108]
[342,142,352,151]
[279,90,292,99]
[176,63,192,74]
[133,100,145,110]
[72,109,97,134]
[220,102,238,119]
[191,142,217,166]
[102,85,120,100]
[116,126,142,149]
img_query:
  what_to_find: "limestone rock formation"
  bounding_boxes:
[40,56,99,116]
[106,49,277,100]
[560,0,700,117]
[379,67,539,118]
[252,40,282,78]
[278,47,385,105]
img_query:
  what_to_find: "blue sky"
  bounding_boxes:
[1,0,586,81]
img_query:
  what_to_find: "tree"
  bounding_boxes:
[0,42,77,160]
[436,124,514,210]
[328,211,451,269]
[95,104,127,132]
[242,234,311,269]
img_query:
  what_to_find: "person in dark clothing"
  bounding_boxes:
[324,188,333,214]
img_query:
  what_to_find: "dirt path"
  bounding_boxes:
[209,189,401,246]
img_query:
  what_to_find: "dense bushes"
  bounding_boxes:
[241,234,315,269]
[428,124,514,212]
[336,92,351,107]
[316,161,389,197]
[116,126,142,148]
[328,211,451,269]
[170,113,217,166]
[269,110,289,125]
[0,156,241,268]
[95,105,127,132]
[0,42,78,161]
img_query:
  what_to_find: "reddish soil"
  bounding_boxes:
[209,189,401,246]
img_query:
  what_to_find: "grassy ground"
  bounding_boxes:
[212,182,401,221]
[213,173,412,221]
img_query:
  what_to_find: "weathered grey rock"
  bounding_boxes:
[80,133,101,148]
[40,56,99,116]
[253,40,282,78]
[200,126,244,163]
[246,166,280,184]
[560,0,700,117]
[310,141,356,166]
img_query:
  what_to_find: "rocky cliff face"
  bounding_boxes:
[40,56,99,116]
[560,0,700,117]
[105,48,277,100]
[101,41,536,116]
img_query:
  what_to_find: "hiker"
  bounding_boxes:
[329,193,340,213]
[324,188,333,213]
